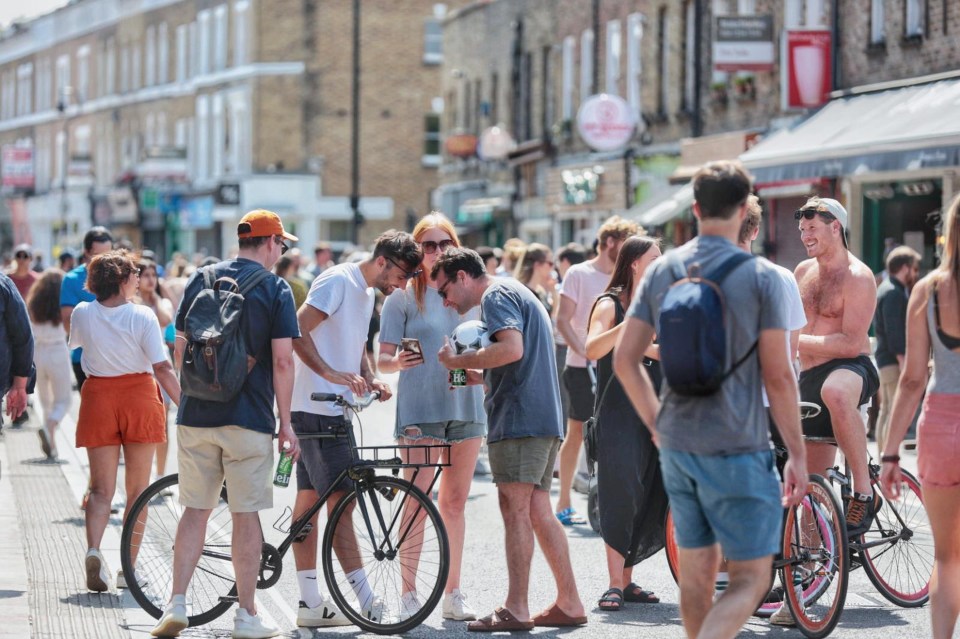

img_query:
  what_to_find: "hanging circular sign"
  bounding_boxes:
[576,94,637,152]
[477,126,517,160]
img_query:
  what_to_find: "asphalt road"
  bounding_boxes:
[48,371,931,639]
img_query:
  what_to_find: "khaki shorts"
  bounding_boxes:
[488,436,561,491]
[177,424,274,513]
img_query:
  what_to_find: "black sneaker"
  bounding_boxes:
[845,490,880,539]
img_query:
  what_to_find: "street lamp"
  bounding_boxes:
[56,86,73,252]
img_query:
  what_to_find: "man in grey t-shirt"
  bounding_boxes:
[432,248,586,631]
[614,161,808,639]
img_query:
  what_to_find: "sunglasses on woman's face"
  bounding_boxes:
[420,239,455,254]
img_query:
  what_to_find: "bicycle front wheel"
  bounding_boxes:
[119,474,237,626]
[782,474,849,639]
[860,468,932,607]
[322,475,449,634]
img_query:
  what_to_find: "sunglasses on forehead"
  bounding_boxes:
[794,208,837,222]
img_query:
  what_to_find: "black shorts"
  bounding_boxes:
[798,355,880,439]
[293,412,353,495]
[562,365,596,422]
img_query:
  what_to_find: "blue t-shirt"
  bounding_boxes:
[60,264,95,364]
[175,258,300,434]
[480,279,563,443]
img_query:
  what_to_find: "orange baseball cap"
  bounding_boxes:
[237,209,299,242]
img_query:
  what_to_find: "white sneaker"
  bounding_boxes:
[361,596,388,624]
[296,598,352,627]
[84,549,111,592]
[151,597,188,637]
[232,608,280,639]
[769,603,796,626]
[398,591,422,622]
[442,588,477,621]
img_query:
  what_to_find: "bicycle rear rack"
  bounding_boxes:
[354,444,452,469]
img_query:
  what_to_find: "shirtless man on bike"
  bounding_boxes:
[794,197,880,538]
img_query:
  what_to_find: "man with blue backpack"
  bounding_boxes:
[614,160,808,639]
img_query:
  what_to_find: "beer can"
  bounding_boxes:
[449,368,468,387]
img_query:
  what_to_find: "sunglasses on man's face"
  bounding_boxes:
[15,252,30,259]
[794,209,836,223]
[421,239,455,255]
[386,257,422,280]
[273,236,290,255]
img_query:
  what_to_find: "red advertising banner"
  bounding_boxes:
[1,146,35,190]
[785,30,832,110]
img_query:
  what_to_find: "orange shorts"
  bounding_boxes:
[76,373,167,448]
[917,392,960,489]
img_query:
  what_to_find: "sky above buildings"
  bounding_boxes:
[1,0,69,29]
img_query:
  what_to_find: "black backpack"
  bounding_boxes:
[180,266,272,402]
[658,251,757,396]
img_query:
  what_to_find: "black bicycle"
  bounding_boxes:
[120,391,451,634]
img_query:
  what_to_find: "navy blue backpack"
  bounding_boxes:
[658,251,757,396]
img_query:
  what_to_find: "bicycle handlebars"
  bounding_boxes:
[310,391,381,410]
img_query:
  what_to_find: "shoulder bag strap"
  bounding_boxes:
[238,268,273,296]
[201,266,217,289]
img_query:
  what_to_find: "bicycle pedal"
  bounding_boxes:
[219,595,239,604]
[293,522,314,543]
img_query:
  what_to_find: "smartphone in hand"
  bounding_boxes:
[400,338,424,360]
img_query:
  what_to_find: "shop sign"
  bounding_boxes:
[713,16,775,71]
[180,195,215,230]
[561,168,600,205]
[108,187,139,224]
[784,30,832,109]
[577,94,636,152]
[478,126,517,160]
[445,133,479,158]
[1,145,34,190]
[216,182,241,205]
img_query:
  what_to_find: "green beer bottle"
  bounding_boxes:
[274,451,293,488]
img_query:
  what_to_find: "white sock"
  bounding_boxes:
[169,594,186,607]
[715,571,729,595]
[347,568,375,608]
[298,569,323,609]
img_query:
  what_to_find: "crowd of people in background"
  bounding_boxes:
[1,161,959,639]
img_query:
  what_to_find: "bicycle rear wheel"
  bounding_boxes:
[322,475,449,634]
[860,468,932,607]
[119,474,237,626]
[664,508,680,584]
[782,474,849,639]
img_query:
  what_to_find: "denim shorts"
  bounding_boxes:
[293,412,354,495]
[395,420,486,443]
[660,447,782,561]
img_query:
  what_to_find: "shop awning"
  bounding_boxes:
[740,77,960,184]
[628,183,694,228]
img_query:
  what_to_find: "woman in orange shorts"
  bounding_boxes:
[69,250,181,592]
[882,193,960,639]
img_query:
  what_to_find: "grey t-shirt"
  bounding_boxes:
[379,286,487,429]
[629,235,788,455]
[481,279,564,443]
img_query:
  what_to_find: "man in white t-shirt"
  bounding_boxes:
[554,216,639,525]
[289,231,422,627]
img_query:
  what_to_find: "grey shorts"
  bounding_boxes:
[293,411,353,495]
[488,436,561,491]
[395,420,486,443]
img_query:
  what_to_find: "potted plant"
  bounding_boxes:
[710,82,729,107]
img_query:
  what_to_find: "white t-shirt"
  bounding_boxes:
[69,301,168,377]
[559,260,610,367]
[763,263,807,407]
[292,262,375,416]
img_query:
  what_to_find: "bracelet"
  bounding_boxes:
[880,454,900,463]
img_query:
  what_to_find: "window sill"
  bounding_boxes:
[421,155,441,168]
[866,40,887,54]
[422,54,443,65]
[901,33,924,47]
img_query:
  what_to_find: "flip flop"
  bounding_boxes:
[623,582,660,604]
[467,607,534,632]
[533,604,588,627]
[556,507,587,526]
[598,588,623,611]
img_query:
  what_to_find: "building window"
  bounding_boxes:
[737,0,756,13]
[77,46,89,102]
[16,63,33,116]
[146,26,157,86]
[131,40,141,90]
[212,92,224,177]
[423,4,446,64]
[626,13,643,115]
[657,7,669,116]
[157,112,168,146]
[1,72,13,120]
[198,10,211,75]
[189,22,199,77]
[490,72,498,123]
[423,112,441,164]
[196,95,209,180]
[158,23,169,83]
[580,28,594,100]
[75,124,91,156]
[561,36,575,121]
[175,118,187,147]
[785,0,826,28]
[905,0,925,37]
[120,44,130,93]
[214,5,227,71]
[105,38,116,95]
[682,2,695,111]
[36,58,49,111]
[176,25,188,83]
[145,113,156,148]
[56,55,71,97]
[234,1,250,66]
[605,20,621,95]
